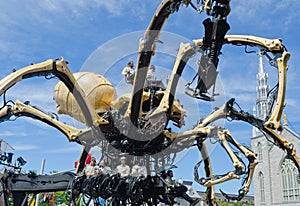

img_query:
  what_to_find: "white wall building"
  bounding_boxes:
[251,51,300,206]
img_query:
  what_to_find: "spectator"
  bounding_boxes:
[116,156,130,177]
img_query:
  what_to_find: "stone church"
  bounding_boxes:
[251,51,300,205]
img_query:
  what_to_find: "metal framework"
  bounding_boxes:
[0,0,299,205]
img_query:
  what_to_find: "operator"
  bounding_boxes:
[121,61,135,84]
[165,170,200,206]
[85,157,100,177]
[99,159,111,175]
[165,169,174,185]
[131,157,147,177]
[116,156,131,177]
[146,65,156,81]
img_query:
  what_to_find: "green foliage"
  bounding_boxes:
[218,203,229,206]
[233,203,243,206]
[216,200,229,206]
[55,191,69,204]
[216,199,253,206]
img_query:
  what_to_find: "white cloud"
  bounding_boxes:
[0,130,27,137]
[1,80,58,111]
[37,0,146,18]
[46,144,82,154]
[231,0,300,35]
[231,0,276,22]
[13,144,39,151]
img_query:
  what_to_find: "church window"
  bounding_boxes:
[257,142,263,162]
[259,172,265,202]
[281,158,300,201]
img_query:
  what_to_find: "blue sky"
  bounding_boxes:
[0,0,300,196]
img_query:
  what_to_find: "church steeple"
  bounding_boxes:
[255,50,270,120]
[253,50,270,137]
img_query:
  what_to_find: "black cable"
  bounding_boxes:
[244,45,256,54]
[2,91,7,106]
[286,118,298,134]
[261,130,276,145]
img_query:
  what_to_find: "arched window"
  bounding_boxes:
[259,172,265,202]
[257,142,262,162]
[281,158,300,201]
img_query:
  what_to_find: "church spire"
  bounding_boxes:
[255,50,270,120]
